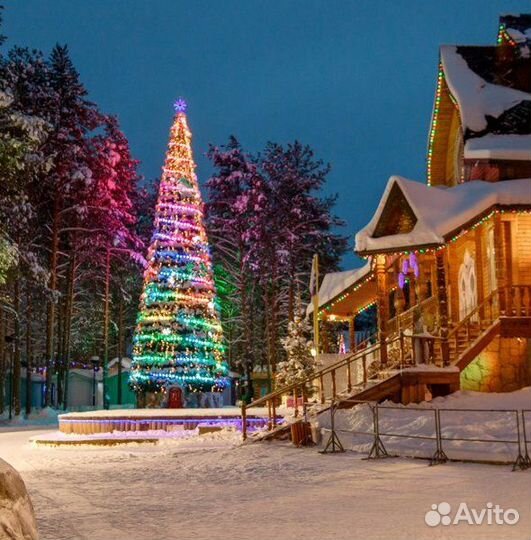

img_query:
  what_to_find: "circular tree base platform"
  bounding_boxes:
[58,407,277,435]
[33,437,159,447]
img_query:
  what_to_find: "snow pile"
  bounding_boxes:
[0,458,38,540]
[318,387,531,463]
[356,177,531,252]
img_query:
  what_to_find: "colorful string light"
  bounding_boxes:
[130,99,229,395]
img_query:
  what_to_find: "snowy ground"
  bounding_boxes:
[1,426,530,540]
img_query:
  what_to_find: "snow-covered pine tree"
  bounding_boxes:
[276,305,319,390]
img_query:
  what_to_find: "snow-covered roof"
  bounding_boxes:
[440,45,531,134]
[306,262,372,315]
[356,176,531,253]
[464,134,531,160]
[108,357,132,370]
[501,13,531,56]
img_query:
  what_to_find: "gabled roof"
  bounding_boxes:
[355,176,531,254]
[306,262,372,316]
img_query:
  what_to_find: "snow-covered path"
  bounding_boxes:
[1,428,530,540]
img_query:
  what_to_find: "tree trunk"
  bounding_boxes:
[25,291,32,416]
[56,293,64,406]
[0,307,5,414]
[13,276,21,416]
[117,295,124,406]
[63,252,75,410]
[102,248,111,409]
[45,195,61,406]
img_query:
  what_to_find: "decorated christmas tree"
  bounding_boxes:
[130,99,229,399]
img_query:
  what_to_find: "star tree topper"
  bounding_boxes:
[173,97,187,113]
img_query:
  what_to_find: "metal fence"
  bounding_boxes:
[319,399,531,471]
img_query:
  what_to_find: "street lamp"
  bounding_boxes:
[90,357,99,407]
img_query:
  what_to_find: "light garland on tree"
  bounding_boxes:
[497,23,517,46]
[130,98,229,395]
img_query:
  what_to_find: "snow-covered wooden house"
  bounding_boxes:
[308,14,531,404]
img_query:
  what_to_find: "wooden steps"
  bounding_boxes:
[455,320,501,370]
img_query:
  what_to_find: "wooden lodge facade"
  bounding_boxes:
[307,14,531,405]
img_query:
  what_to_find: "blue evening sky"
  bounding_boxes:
[3,1,529,267]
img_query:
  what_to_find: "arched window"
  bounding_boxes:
[458,249,478,320]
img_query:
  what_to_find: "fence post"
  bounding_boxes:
[513,410,528,471]
[241,401,247,441]
[363,354,367,385]
[272,397,277,428]
[522,411,531,468]
[368,403,388,459]
[319,373,325,404]
[331,370,337,398]
[430,409,448,465]
[320,399,345,454]
[347,360,352,393]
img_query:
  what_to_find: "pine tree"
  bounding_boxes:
[130,99,228,398]
[276,302,318,390]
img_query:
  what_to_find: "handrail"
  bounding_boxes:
[387,294,437,335]
[352,331,378,352]
[447,288,500,340]
[244,331,410,411]
[245,341,381,410]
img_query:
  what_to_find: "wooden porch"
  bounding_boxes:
[242,284,531,440]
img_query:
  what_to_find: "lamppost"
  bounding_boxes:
[91,357,99,407]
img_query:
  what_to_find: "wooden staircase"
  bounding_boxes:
[433,285,531,370]
[242,285,531,441]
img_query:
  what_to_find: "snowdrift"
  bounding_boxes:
[318,387,531,463]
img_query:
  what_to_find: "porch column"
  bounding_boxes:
[321,320,330,354]
[348,316,356,353]
[417,254,433,302]
[493,214,510,315]
[409,275,417,307]
[375,255,389,365]
[436,250,450,366]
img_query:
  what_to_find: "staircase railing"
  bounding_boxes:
[241,332,415,440]
[435,285,531,365]
[386,295,438,336]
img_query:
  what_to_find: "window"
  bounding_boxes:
[458,249,478,320]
